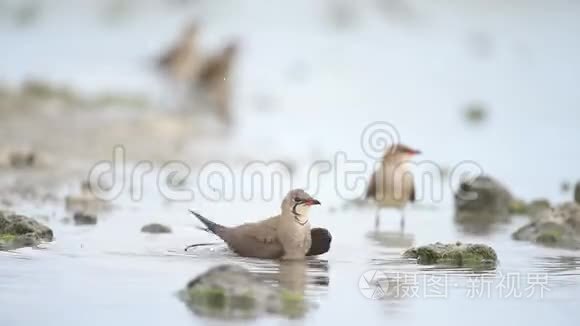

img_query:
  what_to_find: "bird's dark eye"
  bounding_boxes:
[293,197,300,202]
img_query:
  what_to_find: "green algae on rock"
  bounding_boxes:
[182,265,307,320]
[403,242,497,266]
[0,210,53,250]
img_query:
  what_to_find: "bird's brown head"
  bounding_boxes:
[281,189,321,217]
[384,144,421,160]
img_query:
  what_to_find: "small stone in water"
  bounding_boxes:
[463,102,487,124]
[73,212,97,225]
[141,223,172,234]
[1,211,53,250]
[9,150,35,168]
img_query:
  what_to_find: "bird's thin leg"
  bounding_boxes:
[399,208,406,233]
[374,207,381,230]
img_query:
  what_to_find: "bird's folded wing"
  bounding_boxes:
[223,216,284,259]
[237,215,279,243]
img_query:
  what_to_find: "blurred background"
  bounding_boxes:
[1,0,579,196]
[1,0,580,325]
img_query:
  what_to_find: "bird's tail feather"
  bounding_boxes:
[189,210,224,235]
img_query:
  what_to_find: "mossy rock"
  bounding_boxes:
[454,176,513,226]
[513,221,576,248]
[512,202,580,250]
[0,211,53,250]
[513,220,580,249]
[508,198,552,219]
[403,242,497,267]
[182,265,307,320]
[527,199,552,219]
[535,230,562,244]
[0,233,18,244]
[528,199,551,209]
[508,198,528,215]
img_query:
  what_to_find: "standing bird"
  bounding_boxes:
[195,42,238,125]
[188,189,330,260]
[366,144,421,230]
[157,22,201,83]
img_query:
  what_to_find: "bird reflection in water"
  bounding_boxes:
[250,258,330,294]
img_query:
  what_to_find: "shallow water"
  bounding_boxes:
[1,1,580,325]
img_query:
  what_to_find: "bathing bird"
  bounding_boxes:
[189,189,330,260]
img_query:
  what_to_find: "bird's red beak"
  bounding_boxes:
[407,149,421,155]
[304,199,321,206]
